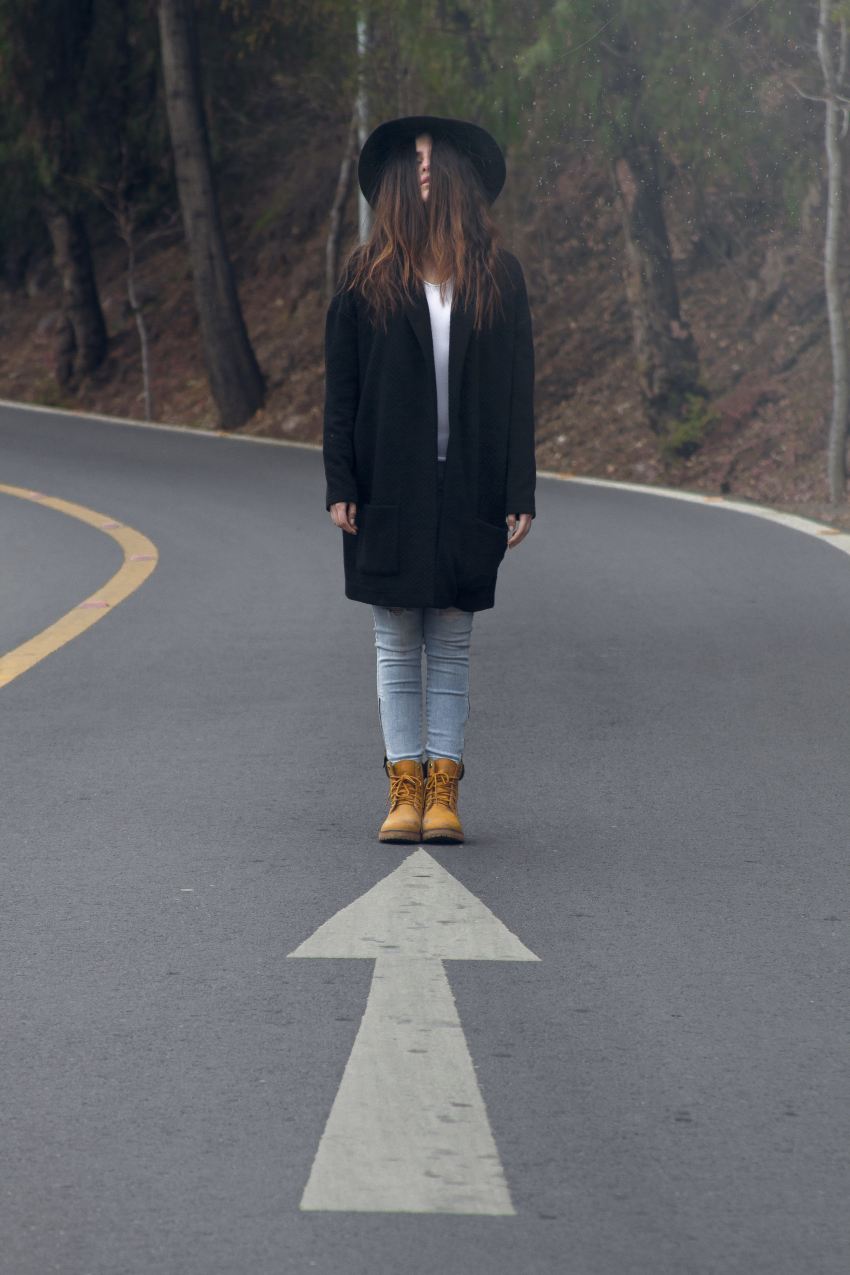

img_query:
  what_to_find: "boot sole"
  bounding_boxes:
[421,829,465,844]
[378,830,423,843]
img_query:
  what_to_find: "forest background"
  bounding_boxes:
[1,0,850,522]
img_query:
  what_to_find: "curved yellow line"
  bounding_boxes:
[0,484,159,689]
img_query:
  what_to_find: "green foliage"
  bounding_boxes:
[82,2,172,224]
[0,0,822,263]
[0,0,831,326]
[197,0,363,142]
[515,0,819,215]
[660,389,720,460]
[342,0,540,152]
[0,0,172,221]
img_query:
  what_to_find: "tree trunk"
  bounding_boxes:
[123,215,155,423]
[817,0,849,504]
[356,5,373,244]
[609,127,702,431]
[326,109,358,300]
[157,0,264,429]
[43,203,107,383]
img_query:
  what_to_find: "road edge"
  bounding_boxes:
[542,471,850,564]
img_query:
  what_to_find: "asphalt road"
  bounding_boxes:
[1,403,848,1275]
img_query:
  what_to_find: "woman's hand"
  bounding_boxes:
[330,501,358,534]
[506,513,533,548]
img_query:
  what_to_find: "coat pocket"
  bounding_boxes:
[356,503,400,575]
[458,515,508,586]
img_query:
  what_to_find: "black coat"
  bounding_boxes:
[322,247,536,612]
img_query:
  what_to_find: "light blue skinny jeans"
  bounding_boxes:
[371,457,473,764]
[372,604,474,764]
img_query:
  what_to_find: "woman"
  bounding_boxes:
[323,114,536,845]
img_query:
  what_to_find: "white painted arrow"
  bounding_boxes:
[288,848,538,1215]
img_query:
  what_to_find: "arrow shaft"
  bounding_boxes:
[300,957,515,1215]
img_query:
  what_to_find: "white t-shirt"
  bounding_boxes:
[423,279,453,461]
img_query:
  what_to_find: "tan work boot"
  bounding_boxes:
[378,757,425,843]
[421,757,465,844]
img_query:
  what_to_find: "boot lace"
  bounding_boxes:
[425,769,458,812]
[388,773,422,810]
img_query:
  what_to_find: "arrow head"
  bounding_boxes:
[288,848,539,962]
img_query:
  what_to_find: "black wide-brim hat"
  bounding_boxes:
[357,115,506,209]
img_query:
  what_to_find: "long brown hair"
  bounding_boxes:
[341,132,505,332]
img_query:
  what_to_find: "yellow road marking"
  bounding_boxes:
[0,484,158,689]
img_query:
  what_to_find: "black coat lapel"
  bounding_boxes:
[403,284,435,382]
[447,287,474,430]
